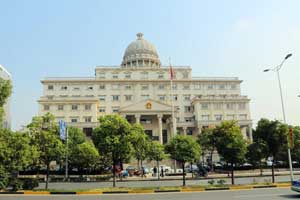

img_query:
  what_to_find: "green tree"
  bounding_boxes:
[165,135,201,186]
[0,78,12,127]
[254,118,288,183]
[246,140,268,175]
[131,124,150,169]
[92,115,133,187]
[147,141,166,180]
[27,113,65,190]
[214,121,247,185]
[197,127,217,170]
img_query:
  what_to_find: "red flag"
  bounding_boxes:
[170,66,174,80]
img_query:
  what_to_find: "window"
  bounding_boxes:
[227,114,235,120]
[125,95,132,101]
[99,95,106,101]
[201,103,209,109]
[201,115,209,121]
[61,86,68,90]
[141,118,152,124]
[59,95,68,98]
[125,74,131,79]
[158,74,164,79]
[71,104,78,110]
[239,114,247,120]
[158,95,165,101]
[58,105,64,110]
[141,85,149,90]
[183,95,190,101]
[112,74,118,79]
[99,84,105,90]
[44,105,50,111]
[184,117,194,122]
[182,72,189,79]
[207,85,214,90]
[184,106,193,113]
[84,116,92,122]
[99,107,106,113]
[112,84,120,90]
[226,103,235,110]
[112,107,119,113]
[172,84,177,90]
[158,84,165,90]
[215,115,223,121]
[141,95,150,100]
[85,104,92,110]
[194,84,201,90]
[124,85,132,90]
[112,95,120,101]
[98,72,105,79]
[72,95,80,97]
[238,103,246,110]
[214,103,223,109]
[47,95,54,100]
[173,95,178,101]
[87,86,93,90]
[141,72,148,79]
[218,84,225,90]
[73,87,80,91]
[230,84,237,90]
[71,118,78,123]
[85,95,94,97]
[183,85,190,90]
[186,128,193,135]
[48,85,54,90]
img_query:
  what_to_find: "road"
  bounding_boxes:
[37,174,300,190]
[0,188,299,200]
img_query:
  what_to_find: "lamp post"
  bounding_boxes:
[263,53,293,182]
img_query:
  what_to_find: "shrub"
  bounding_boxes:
[10,178,23,191]
[217,179,226,185]
[22,178,39,190]
[208,179,215,185]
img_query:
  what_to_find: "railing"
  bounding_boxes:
[43,77,96,81]
[191,77,239,81]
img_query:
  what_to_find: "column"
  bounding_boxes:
[158,114,163,144]
[183,126,187,136]
[135,114,140,124]
[249,124,253,142]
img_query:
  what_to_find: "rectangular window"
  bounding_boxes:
[85,104,92,110]
[98,73,105,79]
[218,84,225,90]
[141,85,149,90]
[125,85,132,90]
[112,107,119,113]
[201,103,209,109]
[207,85,214,90]
[71,118,78,123]
[99,84,106,90]
[201,115,209,121]
[227,114,235,120]
[158,95,165,101]
[141,95,150,100]
[58,105,64,110]
[226,103,235,110]
[239,114,247,120]
[99,95,106,101]
[112,74,118,79]
[194,84,201,90]
[71,104,78,110]
[84,116,92,122]
[44,105,50,111]
[158,74,164,79]
[186,128,193,135]
[172,84,177,90]
[238,103,246,110]
[112,84,120,90]
[125,74,131,79]
[112,95,120,101]
[184,106,193,113]
[158,84,165,90]
[183,85,190,90]
[173,95,178,101]
[61,86,68,90]
[183,95,190,101]
[73,87,80,91]
[184,117,194,122]
[141,72,148,79]
[99,107,106,113]
[141,118,152,124]
[125,95,132,101]
[48,85,54,90]
[87,86,93,90]
[215,115,223,121]
[214,103,223,110]
[231,84,237,90]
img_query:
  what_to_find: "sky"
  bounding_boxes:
[0,0,299,130]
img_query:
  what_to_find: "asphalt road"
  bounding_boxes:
[0,188,299,200]
[37,174,300,190]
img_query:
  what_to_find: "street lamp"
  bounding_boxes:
[263,53,293,182]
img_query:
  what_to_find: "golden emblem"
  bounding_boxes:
[146,102,152,109]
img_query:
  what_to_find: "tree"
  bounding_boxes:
[197,127,217,170]
[254,118,288,183]
[0,78,12,127]
[246,140,268,175]
[92,115,133,187]
[147,141,166,180]
[165,135,200,186]
[27,113,65,189]
[214,121,247,185]
[131,124,150,169]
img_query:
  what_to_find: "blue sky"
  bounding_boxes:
[0,0,299,130]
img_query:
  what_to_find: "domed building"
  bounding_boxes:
[39,33,252,144]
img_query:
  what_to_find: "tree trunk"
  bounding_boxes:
[157,160,160,180]
[231,162,234,185]
[182,162,186,186]
[45,163,50,190]
[259,161,263,176]
[271,160,275,183]
[210,150,214,172]
[113,161,116,187]
[137,159,140,170]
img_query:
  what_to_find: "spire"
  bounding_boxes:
[136,32,144,40]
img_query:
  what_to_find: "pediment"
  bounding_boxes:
[119,99,173,113]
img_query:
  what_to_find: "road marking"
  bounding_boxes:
[234,193,284,198]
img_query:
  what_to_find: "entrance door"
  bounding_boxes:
[163,130,168,144]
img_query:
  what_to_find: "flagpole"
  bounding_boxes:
[65,126,68,181]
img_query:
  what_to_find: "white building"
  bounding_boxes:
[0,65,12,129]
[38,33,252,143]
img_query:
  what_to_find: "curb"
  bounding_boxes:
[0,183,291,195]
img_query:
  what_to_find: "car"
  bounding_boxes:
[185,164,199,173]
[291,180,300,192]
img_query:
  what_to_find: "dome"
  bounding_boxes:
[121,33,161,68]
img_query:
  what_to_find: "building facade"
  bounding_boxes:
[0,65,12,129]
[38,33,252,143]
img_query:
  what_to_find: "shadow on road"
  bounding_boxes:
[280,194,300,199]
